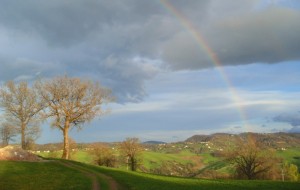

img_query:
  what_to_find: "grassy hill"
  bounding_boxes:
[0,159,299,190]
[0,160,92,190]
[36,146,300,182]
[38,144,300,178]
[185,132,300,149]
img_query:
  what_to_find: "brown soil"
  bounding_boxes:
[0,145,42,161]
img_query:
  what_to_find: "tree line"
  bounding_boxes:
[0,75,113,159]
[90,137,143,171]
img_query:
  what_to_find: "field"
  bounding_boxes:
[1,160,300,190]
[38,146,300,176]
[276,148,300,168]
[25,147,300,189]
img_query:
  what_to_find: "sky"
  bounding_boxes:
[0,0,300,143]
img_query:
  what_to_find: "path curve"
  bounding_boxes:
[58,161,100,190]
[58,160,121,190]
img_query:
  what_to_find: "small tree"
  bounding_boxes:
[90,144,116,167]
[36,76,113,159]
[119,138,143,171]
[25,137,36,150]
[0,81,44,149]
[0,123,17,147]
[24,123,41,150]
[282,162,299,181]
[226,136,277,180]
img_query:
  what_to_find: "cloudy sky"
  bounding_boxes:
[0,0,300,143]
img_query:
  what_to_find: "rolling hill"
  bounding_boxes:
[185,132,300,149]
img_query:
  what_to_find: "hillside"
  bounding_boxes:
[33,133,300,180]
[1,159,300,190]
[31,132,300,152]
[185,132,300,149]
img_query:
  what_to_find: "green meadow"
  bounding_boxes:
[276,148,300,168]
[143,150,197,168]
[39,147,300,175]
[6,148,299,189]
[1,160,299,190]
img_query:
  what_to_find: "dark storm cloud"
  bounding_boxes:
[0,0,299,102]
[97,55,160,102]
[0,0,166,45]
[0,0,166,101]
[0,0,165,47]
[273,112,300,133]
[274,112,300,127]
[289,127,300,133]
[211,8,300,64]
[0,56,63,82]
[162,6,300,70]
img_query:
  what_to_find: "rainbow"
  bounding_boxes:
[159,0,249,131]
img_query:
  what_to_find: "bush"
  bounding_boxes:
[90,144,117,167]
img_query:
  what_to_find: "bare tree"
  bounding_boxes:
[0,81,44,149]
[90,144,117,167]
[119,138,143,171]
[36,76,113,159]
[226,136,277,180]
[0,122,17,147]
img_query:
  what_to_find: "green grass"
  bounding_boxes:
[201,153,220,164]
[69,161,300,190]
[200,160,227,171]
[38,150,95,164]
[40,150,200,171]
[143,151,194,169]
[72,151,95,164]
[276,148,300,168]
[1,159,300,190]
[0,161,91,190]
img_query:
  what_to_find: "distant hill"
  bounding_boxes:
[185,132,300,149]
[143,141,166,145]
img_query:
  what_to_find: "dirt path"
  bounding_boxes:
[58,161,121,190]
[58,161,100,190]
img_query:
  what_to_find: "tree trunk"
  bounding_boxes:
[21,123,26,149]
[62,128,70,159]
[1,129,8,146]
[131,157,136,171]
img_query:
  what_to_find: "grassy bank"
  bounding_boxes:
[0,161,91,190]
